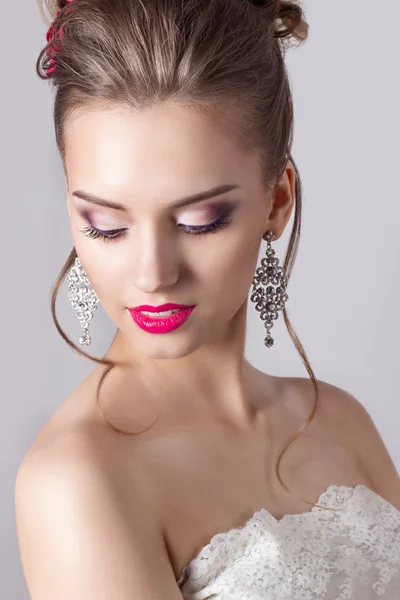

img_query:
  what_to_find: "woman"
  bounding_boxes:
[15,0,400,598]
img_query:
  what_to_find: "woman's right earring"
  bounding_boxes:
[67,257,99,347]
[250,231,289,348]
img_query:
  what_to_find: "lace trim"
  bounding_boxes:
[176,484,400,586]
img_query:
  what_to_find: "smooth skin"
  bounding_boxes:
[15,102,400,600]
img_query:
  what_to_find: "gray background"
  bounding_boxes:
[1,0,399,597]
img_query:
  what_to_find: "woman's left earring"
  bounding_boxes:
[67,257,99,346]
[250,231,289,348]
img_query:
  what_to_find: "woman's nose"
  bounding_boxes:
[133,230,180,293]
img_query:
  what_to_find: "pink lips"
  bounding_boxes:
[127,303,196,334]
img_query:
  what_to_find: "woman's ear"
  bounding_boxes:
[263,160,296,242]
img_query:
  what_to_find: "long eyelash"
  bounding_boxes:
[79,215,233,243]
[179,215,233,236]
[79,226,128,243]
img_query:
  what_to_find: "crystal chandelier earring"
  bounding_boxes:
[67,257,99,347]
[250,231,289,348]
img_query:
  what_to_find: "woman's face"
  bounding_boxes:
[64,102,291,359]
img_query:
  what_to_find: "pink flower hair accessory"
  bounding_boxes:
[45,0,75,77]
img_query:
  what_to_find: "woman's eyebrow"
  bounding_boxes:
[71,183,240,212]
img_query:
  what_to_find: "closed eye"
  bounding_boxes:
[79,225,128,243]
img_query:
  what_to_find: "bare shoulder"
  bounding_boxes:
[15,424,182,600]
[288,376,400,510]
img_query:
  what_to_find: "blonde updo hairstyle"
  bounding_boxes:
[36,0,341,513]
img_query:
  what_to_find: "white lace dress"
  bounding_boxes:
[176,484,400,599]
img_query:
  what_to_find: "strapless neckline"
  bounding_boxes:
[176,483,395,584]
